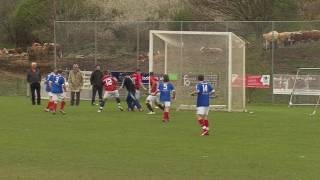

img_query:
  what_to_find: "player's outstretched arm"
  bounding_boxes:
[63,85,67,92]
[141,83,147,90]
[119,79,125,91]
[172,90,176,100]
[190,85,199,96]
[210,90,218,98]
[190,91,197,96]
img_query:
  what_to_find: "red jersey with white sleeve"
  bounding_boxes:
[102,75,117,91]
[149,75,158,94]
[132,72,142,90]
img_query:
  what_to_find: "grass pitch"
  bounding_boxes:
[0,96,320,180]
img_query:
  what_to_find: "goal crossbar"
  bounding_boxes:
[297,68,320,70]
[150,30,246,44]
[150,30,230,35]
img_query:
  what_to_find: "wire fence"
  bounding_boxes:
[1,21,320,104]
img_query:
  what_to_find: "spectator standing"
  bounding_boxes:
[27,62,41,105]
[90,65,103,105]
[68,64,83,106]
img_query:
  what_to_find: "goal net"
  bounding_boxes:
[149,30,246,112]
[289,68,320,106]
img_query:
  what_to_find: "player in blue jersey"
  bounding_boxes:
[49,69,67,115]
[156,74,175,122]
[191,75,214,136]
[44,70,56,112]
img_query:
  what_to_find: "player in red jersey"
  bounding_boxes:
[131,69,147,100]
[98,70,124,112]
[145,72,164,114]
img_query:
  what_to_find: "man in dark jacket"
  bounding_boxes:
[90,65,103,105]
[120,74,142,111]
[27,62,41,105]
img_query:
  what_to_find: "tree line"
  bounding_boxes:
[1,0,320,47]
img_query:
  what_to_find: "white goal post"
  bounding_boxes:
[289,68,320,106]
[149,30,246,112]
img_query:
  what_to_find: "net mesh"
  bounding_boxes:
[231,33,245,111]
[150,31,245,111]
[290,68,320,105]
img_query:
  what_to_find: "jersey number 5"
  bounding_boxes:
[55,77,60,84]
[163,84,168,90]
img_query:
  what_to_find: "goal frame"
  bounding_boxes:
[289,67,320,106]
[149,30,246,112]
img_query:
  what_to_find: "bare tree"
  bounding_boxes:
[187,0,276,21]
[0,0,18,43]
[186,0,286,41]
[299,0,320,20]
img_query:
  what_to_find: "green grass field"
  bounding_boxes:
[1,96,320,180]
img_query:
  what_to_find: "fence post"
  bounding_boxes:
[94,21,97,66]
[54,20,57,69]
[136,23,140,69]
[271,21,275,103]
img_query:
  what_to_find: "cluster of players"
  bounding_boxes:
[44,69,214,136]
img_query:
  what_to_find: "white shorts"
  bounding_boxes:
[135,90,141,100]
[104,90,120,99]
[146,95,160,105]
[197,106,210,116]
[52,93,66,102]
[161,101,171,107]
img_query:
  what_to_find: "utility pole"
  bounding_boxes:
[53,0,57,69]
[53,0,56,21]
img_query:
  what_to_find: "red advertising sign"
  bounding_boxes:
[246,75,270,88]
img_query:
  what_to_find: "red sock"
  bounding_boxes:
[53,103,57,112]
[163,112,169,121]
[50,101,54,109]
[46,101,53,109]
[60,101,65,110]
[198,119,204,126]
[204,119,209,128]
